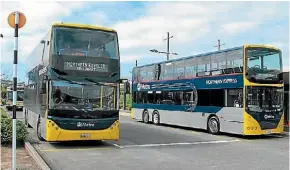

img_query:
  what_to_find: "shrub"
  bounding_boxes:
[1,108,9,118]
[1,110,28,145]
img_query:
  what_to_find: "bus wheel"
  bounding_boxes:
[152,111,160,125]
[142,110,150,124]
[37,119,44,141]
[207,116,220,135]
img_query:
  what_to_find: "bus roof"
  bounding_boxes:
[52,22,117,33]
[134,44,281,69]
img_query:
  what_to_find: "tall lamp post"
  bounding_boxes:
[150,32,178,60]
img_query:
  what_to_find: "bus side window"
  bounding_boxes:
[227,89,243,107]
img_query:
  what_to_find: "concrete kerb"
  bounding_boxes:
[24,141,51,170]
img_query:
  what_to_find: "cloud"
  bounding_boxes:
[0,1,86,63]
[221,22,257,35]
[1,0,288,80]
[107,1,288,64]
[113,2,231,51]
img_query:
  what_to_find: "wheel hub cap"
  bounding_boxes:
[209,120,218,132]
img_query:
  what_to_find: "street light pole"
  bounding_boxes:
[167,32,169,60]
[164,32,173,60]
[150,32,176,60]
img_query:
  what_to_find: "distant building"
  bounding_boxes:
[1,79,25,87]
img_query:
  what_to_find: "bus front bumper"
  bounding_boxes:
[45,119,120,142]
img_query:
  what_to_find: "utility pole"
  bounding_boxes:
[164,32,173,60]
[214,39,225,51]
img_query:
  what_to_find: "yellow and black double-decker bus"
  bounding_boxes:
[131,44,284,136]
[243,45,284,135]
[23,23,121,142]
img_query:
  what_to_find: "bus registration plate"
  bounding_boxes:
[80,133,91,138]
[265,130,271,134]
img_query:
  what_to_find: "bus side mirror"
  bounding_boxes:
[43,75,48,81]
[40,75,48,94]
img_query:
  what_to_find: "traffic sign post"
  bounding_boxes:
[7,11,26,170]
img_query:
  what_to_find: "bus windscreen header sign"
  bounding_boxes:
[64,61,108,72]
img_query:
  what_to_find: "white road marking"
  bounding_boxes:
[121,139,241,148]
[112,143,124,149]
[101,140,124,149]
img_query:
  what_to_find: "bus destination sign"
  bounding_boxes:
[64,61,108,72]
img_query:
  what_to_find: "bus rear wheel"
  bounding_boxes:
[142,110,150,124]
[207,116,220,135]
[152,111,160,125]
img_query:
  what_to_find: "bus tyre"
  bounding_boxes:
[152,111,160,125]
[142,110,150,124]
[37,119,45,141]
[207,116,220,135]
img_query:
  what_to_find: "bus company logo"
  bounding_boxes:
[206,78,238,85]
[137,83,150,91]
[77,122,95,127]
[264,114,275,119]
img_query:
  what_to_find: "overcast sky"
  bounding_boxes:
[1,1,289,81]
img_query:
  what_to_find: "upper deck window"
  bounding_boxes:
[52,26,119,59]
[246,47,282,83]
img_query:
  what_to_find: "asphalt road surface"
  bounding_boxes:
[6,109,290,170]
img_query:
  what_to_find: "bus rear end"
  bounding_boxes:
[243,45,284,135]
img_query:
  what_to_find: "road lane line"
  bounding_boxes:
[121,139,241,148]
[112,143,124,149]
